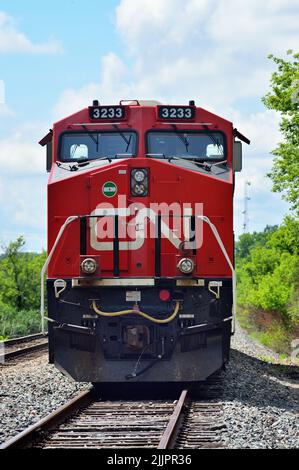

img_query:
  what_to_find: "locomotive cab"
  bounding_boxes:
[40,100,249,384]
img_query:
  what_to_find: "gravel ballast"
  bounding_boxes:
[0,352,89,444]
[0,326,298,448]
[223,325,299,449]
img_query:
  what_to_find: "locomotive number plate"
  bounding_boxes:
[89,106,126,121]
[126,291,141,302]
[157,105,196,120]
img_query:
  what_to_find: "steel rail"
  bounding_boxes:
[1,389,188,449]
[1,387,225,449]
[2,333,47,346]
[0,389,93,449]
[158,389,189,449]
[1,341,48,362]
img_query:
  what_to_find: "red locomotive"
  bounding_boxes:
[40,100,249,385]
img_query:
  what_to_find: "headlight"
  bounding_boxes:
[133,170,146,182]
[177,258,195,274]
[131,169,149,196]
[81,258,98,275]
[132,183,146,195]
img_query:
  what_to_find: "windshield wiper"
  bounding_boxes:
[79,155,113,164]
[172,125,190,153]
[80,124,133,154]
[202,125,223,152]
[168,155,212,171]
[56,161,81,172]
[169,156,227,172]
[56,155,113,171]
[82,125,99,151]
[113,125,132,152]
[147,153,203,164]
[153,154,226,172]
[147,152,210,168]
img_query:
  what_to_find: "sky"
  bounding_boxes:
[0,0,298,252]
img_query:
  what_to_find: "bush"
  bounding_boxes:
[236,217,299,355]
[247,253,298,314]
[0,301,41,338]
[258,323,292,354]
[0,237,46,311]
[237,218,299,319]
[0,237,45,338]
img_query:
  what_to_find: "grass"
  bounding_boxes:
[237,306,294,356]
[0,304,41,339]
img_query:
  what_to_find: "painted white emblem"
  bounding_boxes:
[89,199,203,251]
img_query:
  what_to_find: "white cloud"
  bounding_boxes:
[234,110,281,154]
[0,141,44,250]
[0,121,50,251]
[0,174,46,226]
[208,0,299,52]
[0,138,43,174]
[0,124,47,175]
[233,188,288,236]
[56,0,299,114]
[3,0,296,251]
[0,103,14,117]
[0,231,46,253]
[54,53,131,118]
[0,118,54,252]
[0,79,4,103]
[39,0,299,245]
[0,80,15,117]
[0,11,63,54]
[0,168,47,253]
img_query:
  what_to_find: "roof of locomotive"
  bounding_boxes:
[40,100,250,146]
[53,100,233,127]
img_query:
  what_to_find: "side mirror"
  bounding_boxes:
[39,130,53,173]
[233,141,242,172]
[46,141,53,173]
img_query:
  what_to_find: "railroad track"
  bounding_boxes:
[0,333,48,362]
[1,376,227,449]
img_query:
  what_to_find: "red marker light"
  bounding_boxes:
[159,290,171,302]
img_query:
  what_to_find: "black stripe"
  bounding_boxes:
[155,215,162,277]
[80,217,87,255]
[113,215,120,277]
[191,215,196,255]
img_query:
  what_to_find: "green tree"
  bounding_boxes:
[236,218,299,333]
[0,237,46,311]
[262,51,299,213]
[236,225,278,260]
[0,236,26,310]
[267,216,299,255]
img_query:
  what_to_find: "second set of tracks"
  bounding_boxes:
[1,375,227,449]
[0,333,48,362]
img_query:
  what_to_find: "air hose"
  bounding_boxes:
[91,300,180,324]
[125,356,162,380]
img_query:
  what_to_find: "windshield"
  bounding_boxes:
[59,131,137,161]
[147,131,225,161]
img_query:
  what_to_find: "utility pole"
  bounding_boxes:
[242,181,251,233]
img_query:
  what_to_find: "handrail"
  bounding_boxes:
[196,215,236,333]
[40,216,79,334]
[40,214,236,334]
